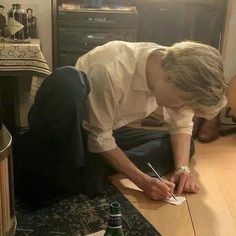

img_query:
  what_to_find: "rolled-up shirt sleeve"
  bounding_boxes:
[163,107,194,135]
[81,64,120,153]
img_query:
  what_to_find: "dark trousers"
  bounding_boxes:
[115,127,173,175]
[13,66,194,204]
[13,66,90,203]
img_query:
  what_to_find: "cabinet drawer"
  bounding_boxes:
[58,27,137,48]
[58,11,138,28]
[53,3,138,69]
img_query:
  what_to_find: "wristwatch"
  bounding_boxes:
[176,165,191,173]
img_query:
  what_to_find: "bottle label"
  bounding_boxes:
[8,17,24,35]
[108,214,122,229]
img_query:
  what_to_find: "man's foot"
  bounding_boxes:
[81,153,107,197]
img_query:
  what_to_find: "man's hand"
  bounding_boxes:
[169,133,199,195]
[170,170,199,195]
[142,176,175,200]
[102,146,176,201]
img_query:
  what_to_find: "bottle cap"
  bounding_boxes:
[110,202,121,214]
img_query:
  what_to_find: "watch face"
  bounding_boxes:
[183,166,190,173]
[178,165,190,173]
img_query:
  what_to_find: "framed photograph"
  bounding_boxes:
[1,2,39,38]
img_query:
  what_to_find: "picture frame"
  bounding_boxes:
[1,2,39,39]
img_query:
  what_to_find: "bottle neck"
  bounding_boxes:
[108,212,122,229]
[12,4,21,9]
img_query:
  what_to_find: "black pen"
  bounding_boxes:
[147,162,177,201]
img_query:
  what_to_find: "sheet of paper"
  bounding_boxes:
[86,230,105,236]
[164,196,186,205]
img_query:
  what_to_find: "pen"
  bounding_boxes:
[147,162,177,201]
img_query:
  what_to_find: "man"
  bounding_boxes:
[13,41,227,203]
[0,5,6,37]
[26,8,37,38]
[75,40,227,199]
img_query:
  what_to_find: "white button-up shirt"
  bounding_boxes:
[75,41,193,153]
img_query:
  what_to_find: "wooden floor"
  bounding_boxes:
[110,134,236,236]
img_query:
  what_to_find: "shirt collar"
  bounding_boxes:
[131,45,164,92]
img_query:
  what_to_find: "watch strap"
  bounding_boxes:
[175,165,191,173]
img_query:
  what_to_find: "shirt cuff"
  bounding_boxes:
[164,108,194,135]
[87,131,117,153]
[168,127,193,135]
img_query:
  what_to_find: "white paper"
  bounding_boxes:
[164,196,186,205]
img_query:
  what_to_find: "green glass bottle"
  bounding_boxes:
[104,202,124,236]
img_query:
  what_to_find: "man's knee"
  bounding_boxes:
[53,66,90,97]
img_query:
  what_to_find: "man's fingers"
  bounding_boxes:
[157,180,173,198]
[169,172,199,195]
[164,180,175,193]
[146,177,180,200]
[170,174,179,184]
[184,178,192,191]
[164,180,175,188]
[191,183,200,193]
[147,178,172,199]
[183,178,200,193]
[150,183,172,200]
[176,174,187,195]
[170,176,175,183]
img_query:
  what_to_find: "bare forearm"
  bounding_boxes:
[170,133,191,167]
[101,147,148,190]
[170,133,199,194]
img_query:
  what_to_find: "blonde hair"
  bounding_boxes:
[161,41,228,119]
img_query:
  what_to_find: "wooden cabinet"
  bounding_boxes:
[52,0,228,69]
[135,0,228,49]
[0,126,16,236]
[52,0,138,69]
[0,39,50,136]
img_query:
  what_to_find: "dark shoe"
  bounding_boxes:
[197,114,221,142]
[81,153,107,197]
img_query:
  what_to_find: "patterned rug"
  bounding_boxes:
[15,181,161,236]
